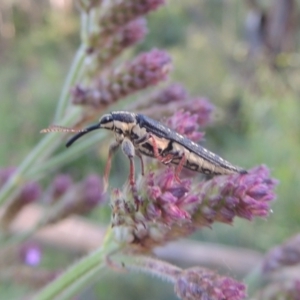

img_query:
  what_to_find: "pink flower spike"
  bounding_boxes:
[174,267,246,300]
[166,110,204,142]
[72,49,172,107]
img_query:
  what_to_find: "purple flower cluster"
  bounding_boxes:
[110,165,277,250]
[127,256,246,300]
[72,49,171,107]
[263,234,300,273]
[0,167,16,187]
[0,167,42,205]
[165,110,204,142]
[41,174,105,226]
[0,168,42,229]
[183,97,214,127]
[98,0,165,39]
[88,18,148,71]
[131,85,214,130]
[0,168,104,229]
[175,267,246,300]
[193,165,277,224]
[83,174,105,208]
[150,83,188,105]
[49,174,73,200]
[18,182,42,205]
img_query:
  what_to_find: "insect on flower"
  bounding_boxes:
[41,111,246,188]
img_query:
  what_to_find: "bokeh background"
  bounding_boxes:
[0,0,300,299]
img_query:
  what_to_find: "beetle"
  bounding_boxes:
[59,111,246,188]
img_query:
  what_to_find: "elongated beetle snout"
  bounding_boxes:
[65,123,100,147]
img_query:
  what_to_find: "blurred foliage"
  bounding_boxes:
[1,0,300,299]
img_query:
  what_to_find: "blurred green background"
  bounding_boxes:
[1,0,300,299]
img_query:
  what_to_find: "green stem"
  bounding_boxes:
[27,131,106,180]
[0,11,89,206]
[115,255,180,283]
[54,44,86,122]
[32,228,120,300]
[0,107,81,207]
[54,8,89,122]
[244,264,267,296]
[54,263,105,300]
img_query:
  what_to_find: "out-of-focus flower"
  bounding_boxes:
[126,256,246,300]
[165,110,204,142]
[257,280,300,300]
[1,181,42,229]
[51,174,73,199]
[0,242,42,269]
[20,242,42,267]
[97,0,165,40]
[175,267,246,300]
[72,49,172,107]
[19,182,42,204]
[130,83,188,111]
[149,83,188,105]
[87,18,148,72]
[39,174,105,226]
[182,97,215,127]
[111,165,277,251]
[0,167,16,187]
[133,93,214,130]
[51,174,73,198]
[43,174,73,204]
[263,234,300,273]
[83,174,105,208]
[0,172,42,206]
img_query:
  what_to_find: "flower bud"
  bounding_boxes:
[175,267,246,300]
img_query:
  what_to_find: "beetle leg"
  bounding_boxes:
[136,150,145,176]
[174,154,187,183]
[134,133,166,161]
[121,138,136,186]
[104,141,120,191]
[135,133,167,166]
[161,153,174,164]
[149,134,165,161]
[134,133,173,168]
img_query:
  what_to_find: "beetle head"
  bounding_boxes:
[66,113,114,148]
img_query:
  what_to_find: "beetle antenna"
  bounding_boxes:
[65,123,100,147]
[40,125,86,134]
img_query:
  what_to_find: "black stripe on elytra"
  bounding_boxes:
[136,114,245,173]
